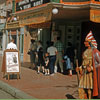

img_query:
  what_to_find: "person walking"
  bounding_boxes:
[44,52,50,75]
[37,41,42,52]
[63,54,72,76]
[47,41,57,75]
[29,39,37,69]
[37,47,45,74]
[54,36,64,73]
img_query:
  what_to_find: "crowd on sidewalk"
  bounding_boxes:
[28,31,100,99]
[28,36,76,76]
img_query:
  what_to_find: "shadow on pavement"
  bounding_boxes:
[66,94,76,99]
[3,74,21,80]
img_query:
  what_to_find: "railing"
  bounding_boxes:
[61,0,90,2]
[60,0,91,5]
[60,0,100,5]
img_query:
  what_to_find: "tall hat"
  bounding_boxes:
[85,31,97,48]
[85,30,94,42]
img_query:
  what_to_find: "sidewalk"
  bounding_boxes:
[0,58,79,99]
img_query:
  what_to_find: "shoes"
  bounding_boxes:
[43,71,45,74]
[50,73,54,76]
[47,73,50,75]
[29,67,32,69]
[45,73,47,76]
[37,71,40,74]
[69,74,72,76]
[61,70,63,73]
[54,66,57,73]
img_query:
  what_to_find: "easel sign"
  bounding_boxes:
[2,49,21,80]
[6,51,19,72]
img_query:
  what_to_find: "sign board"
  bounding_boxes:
[6,21,20,29]
[6,52,19,73]
[19,9,52,26]
[90,9,100,23]
[16,0,50,11]
[2,49,20,80]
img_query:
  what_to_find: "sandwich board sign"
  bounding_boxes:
[2,49,20,80]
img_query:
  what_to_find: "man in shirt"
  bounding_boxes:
[47,41,57,75]
[54,36,64,73]
[6,39,17,50]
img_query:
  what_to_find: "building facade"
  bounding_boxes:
[1,0,100,63]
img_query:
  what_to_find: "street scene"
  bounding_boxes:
[0,0,100,99]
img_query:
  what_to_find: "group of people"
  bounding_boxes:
[29,37,74,76]
[29,30,100,98]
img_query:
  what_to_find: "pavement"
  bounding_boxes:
[0,55,79,99]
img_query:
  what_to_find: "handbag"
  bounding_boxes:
[27,51,31,55]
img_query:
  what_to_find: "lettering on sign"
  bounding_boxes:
[16,0,50,11]
[19,9,52,26]
[7,22,20,29]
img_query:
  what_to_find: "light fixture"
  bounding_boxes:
[52,8,58,14]
[40,28,42,31]
[13,17,17,21]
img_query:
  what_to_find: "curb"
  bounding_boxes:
[0,80,35,99]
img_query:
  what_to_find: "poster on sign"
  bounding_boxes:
[6,51,19,73]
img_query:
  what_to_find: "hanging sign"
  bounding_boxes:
[19,9,52,26]
[90,9,100,23]
[16,0,50,11]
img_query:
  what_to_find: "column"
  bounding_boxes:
[2,30,6,51]
[16,29,18,47]
[9,30,11,40]
[6,30,8,48]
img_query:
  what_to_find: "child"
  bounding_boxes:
[37,47,45,74]
[63,55,72,76]
[44,53,50,75]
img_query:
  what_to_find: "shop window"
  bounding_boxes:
[77,28,80,34]
[68,35,72,39]
[68,42,72,46]
[68,28,72,33]
[77,36,80,40]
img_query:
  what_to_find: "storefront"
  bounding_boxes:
[14,0,89,62]
[14,0,100,63]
